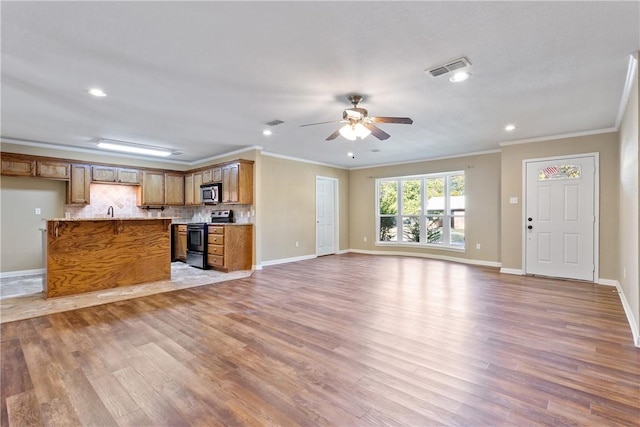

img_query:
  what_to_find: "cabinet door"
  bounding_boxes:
[173,225,187,261]
[193,171,203,205]
[37,160,70,179]
[165,173,184,205]
[184,173,194,205]
[202,168,213,184]
[117,168,140,184]
[222,163,239,203]
[212,167,222,182]
[67,164,91,204]
[237,162,253,204]
[140,171,165,205]
[92,165,117,182]
[1,154,35,176]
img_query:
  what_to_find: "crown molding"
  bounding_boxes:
[498,127,617,147]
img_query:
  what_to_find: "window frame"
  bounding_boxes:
[375,170,465,251]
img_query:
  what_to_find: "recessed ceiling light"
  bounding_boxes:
[88,88,107,97]
[347,152,354,157]
[262,130,272,136]
[505,124,516,131]
[449,71,470,83]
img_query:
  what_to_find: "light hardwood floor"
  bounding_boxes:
[1,253,638,426]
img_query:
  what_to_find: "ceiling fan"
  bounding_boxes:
[300,95,413,141]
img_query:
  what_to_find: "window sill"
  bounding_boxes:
[375,242,466,253]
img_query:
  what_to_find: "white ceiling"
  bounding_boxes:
[2,1,639,169]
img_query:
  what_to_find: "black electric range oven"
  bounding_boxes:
[186,210,233,269]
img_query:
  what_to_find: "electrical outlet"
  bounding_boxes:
[364,236,367,242]
[476,243,481,249]
[35,208,41,215]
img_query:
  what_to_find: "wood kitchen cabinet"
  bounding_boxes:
[221,161,253,204]
[92,165,140,184]
[165,172,184,205]
[67,164,91,204]
[183,171,203,205]
[207,224,253,272]
[139,171,165,206]
[202,166,222,184]
[173,224,187,262]
[1,153,36,176]
[37,160,70,179]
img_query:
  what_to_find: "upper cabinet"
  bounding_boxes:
[67,164,91,204]
[92,165,140,184]
[202,166,222,184]
[184,171,203,206]
[36,160,70,180]
[1,154,36,176]
[165,172,184,205]
[221,161,253,204]
[138,171,165,206]
[138,171,185,206]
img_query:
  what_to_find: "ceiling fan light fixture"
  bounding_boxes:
[339,123,371,140]
[339,125,357,141]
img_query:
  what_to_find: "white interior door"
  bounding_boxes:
[524,155,596,281]
[316,177,336,256]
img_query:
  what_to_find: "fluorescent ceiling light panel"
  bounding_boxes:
[96,140,173,157]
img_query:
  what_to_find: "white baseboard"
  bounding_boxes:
[597,278,618,287]
[348,249,502,268]
[500,268,524,275]
[0,268,44,279]
[608,280,640,348]
[260,254,317,267]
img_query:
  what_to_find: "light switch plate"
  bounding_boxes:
[509,197,518,204]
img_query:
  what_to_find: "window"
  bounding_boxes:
[377,171,465,249]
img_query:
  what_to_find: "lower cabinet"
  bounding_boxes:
[207,224,253,272]
[173,224,187,262]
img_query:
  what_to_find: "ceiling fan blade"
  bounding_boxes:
[325,128,342,141]
[364,123,391,140]
[371,116,414,125]
[299,120,341,127]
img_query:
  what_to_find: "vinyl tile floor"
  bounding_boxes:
[0,262,252,323]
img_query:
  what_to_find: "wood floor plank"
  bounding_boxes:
[5,390,42,427]
[1,254,638,426]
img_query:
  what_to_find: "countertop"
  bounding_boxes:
[47,217,253,225]
[46,217,175,221]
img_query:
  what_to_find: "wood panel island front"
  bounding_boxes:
[45,218,172,298]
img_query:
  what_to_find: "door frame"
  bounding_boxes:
[316,176,339,256]
[521,152,600,282]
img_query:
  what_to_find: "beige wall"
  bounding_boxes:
[348,152,502,264]
[500,132,619,280]
[618,56,639,342]
[0,176,66,272]
[258,154,349,263]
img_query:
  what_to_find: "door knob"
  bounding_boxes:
[528,217,533,221]
[527,225,533,230]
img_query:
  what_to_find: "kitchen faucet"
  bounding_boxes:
[107,206,114,218]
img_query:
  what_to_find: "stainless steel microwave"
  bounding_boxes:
[200,183,222,204]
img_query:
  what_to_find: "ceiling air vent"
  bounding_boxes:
[265,119,284,126]
[426,57,471,78]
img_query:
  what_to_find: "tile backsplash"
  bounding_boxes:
[65,184,253,222]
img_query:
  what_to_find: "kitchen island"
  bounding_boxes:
[44,218,172,298]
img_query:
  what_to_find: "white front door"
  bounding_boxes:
[316,177,336,256]
[524,155,597,281]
